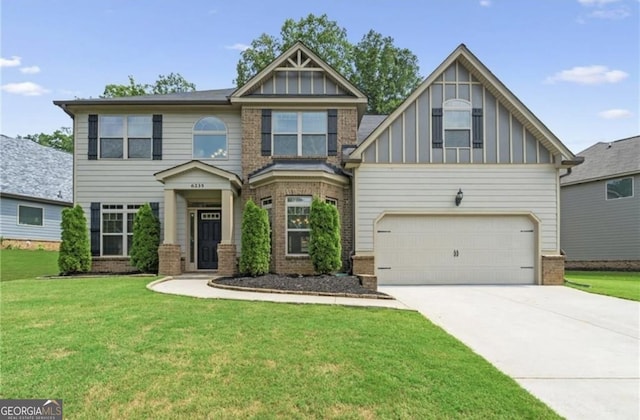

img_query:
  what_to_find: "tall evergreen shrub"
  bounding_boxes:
[58,204,91,274]
[309,197,342,274]
[240,199,270,276]
[130,203,161,273]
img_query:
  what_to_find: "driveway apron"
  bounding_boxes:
[379,285,640,420]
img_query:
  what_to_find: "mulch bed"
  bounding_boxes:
[211,273,390,299]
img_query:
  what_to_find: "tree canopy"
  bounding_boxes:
[20,127,73,153]
[234,14,421,114]
[101,72,195,98]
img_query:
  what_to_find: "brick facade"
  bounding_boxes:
[241,108,358,275]
[541,255,565,285]
[217,243,237,276]
[158,244,182,276]
[92,257,137,274]
[352,255,375,276]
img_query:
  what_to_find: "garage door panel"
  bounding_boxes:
[375,215,535,285]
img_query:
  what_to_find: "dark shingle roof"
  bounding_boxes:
[561,135,640,185]
[357,115,387,144]
[54,88,235,107]
[0,135,73,203]
[248,160,348,180]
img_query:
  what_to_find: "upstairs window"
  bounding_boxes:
[606,177,633,200]
[99,115,152,159]
[444,99,471,148]
[193,117,227,159]
[273,112,327,156]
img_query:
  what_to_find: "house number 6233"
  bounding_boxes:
[190,183,205,189]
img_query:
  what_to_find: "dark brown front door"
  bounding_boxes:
[197,210,221,269]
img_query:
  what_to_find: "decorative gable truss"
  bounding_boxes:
[231,42,367,105]
[349,45,577,166]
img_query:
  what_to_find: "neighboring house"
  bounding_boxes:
[54,42,580,284]
[0,135,73,249]
[560,136,640,270]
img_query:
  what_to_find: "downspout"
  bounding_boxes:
[559,168,572,179]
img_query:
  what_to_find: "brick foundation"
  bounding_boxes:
[358,274,377,291]
[352,255,375,276]
[91,257,137,274]
[158,244,182,276]
[1,238,61,251]
[565,260,640,271]
[217,244,237,277]
[541,255,565,285]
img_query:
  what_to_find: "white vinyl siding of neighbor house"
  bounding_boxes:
[74,110,243,254]
[561,175,640,261]
[354,164,560,253]
[0,197,69,241]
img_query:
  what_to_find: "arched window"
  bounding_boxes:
[443,99,471,148]
[193,117,227,159]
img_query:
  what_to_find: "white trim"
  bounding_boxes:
[98,115,153,160]
[605,176,635,200]
[192,116,229,160]
[271,111,327,157]
[285,196,312,256]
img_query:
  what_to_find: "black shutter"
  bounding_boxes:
[327,109,338,156]
[152,115,163,160]
[472,108,483,149]
[432,108,443,149]
[261,109,272,156]
[150,202,159,220]
[88,114,98,160]
[90,202,100,256]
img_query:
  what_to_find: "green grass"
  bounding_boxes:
[565,271,640,301]
[0,277,560,419]
[0,249,60,281]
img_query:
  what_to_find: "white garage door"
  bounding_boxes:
[375,215,536,285]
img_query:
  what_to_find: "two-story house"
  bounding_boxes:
[54,42,580,285]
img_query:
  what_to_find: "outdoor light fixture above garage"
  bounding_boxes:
[455,189,464,206]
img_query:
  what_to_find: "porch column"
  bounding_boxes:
[221,189,234,244]
[163,188,177,244]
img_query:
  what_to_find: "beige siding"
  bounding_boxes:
[74,110,242,255]
[355,164,559,252]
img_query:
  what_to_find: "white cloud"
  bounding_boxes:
[589,7,630,18]
[598,109,633,119]
[578,0,620,5]
[479,0,492,6]
[545,65,628,84]
[1,82,50,96]
[225,43,250,52]
[20,65,41,74]
[0,56,21,67]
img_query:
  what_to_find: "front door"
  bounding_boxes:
[197,210,221,269]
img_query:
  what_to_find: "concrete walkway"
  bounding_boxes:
[147,275,410,310]
[380,285,640,420]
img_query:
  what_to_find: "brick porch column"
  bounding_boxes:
[158,244,182,276]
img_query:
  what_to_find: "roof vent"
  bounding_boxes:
[607,143,613,149]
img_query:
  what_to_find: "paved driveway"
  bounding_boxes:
[379,285,640,420]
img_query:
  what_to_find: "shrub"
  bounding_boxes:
[58,204,91,274]
[240,199,270,276]
[309,197,342,274]
[130,203,161,273]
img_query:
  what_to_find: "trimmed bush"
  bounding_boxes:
[58,204,91,275]
[309,197,342,274]
[240,199,270,276]
[130,203,161,273]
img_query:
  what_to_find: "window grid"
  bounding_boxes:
[99,116,152,159]
[101,204,142,256]
[273,112,327,156]
[193,116,228,159]
[286,196,311,255]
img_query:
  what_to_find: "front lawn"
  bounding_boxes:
[565,271,640,301]
[0,278,559,418]
[0,249,59,281]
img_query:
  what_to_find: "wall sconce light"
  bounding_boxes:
[455,188,464,206]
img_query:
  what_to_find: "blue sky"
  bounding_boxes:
[1,0,638,154]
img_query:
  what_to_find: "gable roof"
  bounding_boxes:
[154,160,242,190]
[230,42,367,117]
[561,135,640,186]
[349,44,577,163]
[0,135,73,204]
[358,115,387,144]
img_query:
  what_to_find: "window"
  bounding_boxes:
[286,196,311,255]
[18,205,43,226]
[99,115,152,159]
[325,198,338,206]
[193,117,227,159]
[443,99,471,148]
[273,112,327,156]
[606,177,634,200]
[261,197,273,254]
[101,204,141,256]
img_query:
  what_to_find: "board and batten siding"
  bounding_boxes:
[74,110,243,253]
[354,164,560,253]
[0,197,69,241]
[561,175,640,261]
[361,60,553,165]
